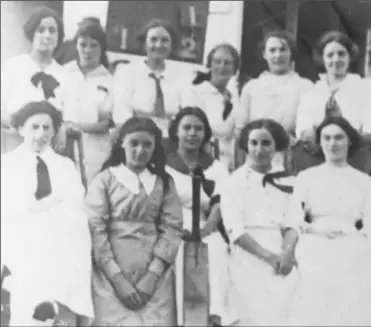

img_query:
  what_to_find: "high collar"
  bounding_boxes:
[15,143,55,162]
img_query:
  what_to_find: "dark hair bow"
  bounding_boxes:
[262,171,294,194]
[31,72,60,100]
[97,85,108,93]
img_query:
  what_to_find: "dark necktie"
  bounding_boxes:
[31,72,60,100]
[262,171,294,194]
[149,73,166,118]
[325,91,342,118]
[35,156,52,200]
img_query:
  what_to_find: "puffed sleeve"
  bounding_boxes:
[237,81,253,134]
[112,65,135,125]
[211,160,230,198]
[295,91,317,140]
[283,172,308,233]
[85,171,122,279]
[220,172,246,244]
[152,176,183,265]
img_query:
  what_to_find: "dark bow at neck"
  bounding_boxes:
[262,170,294,194]
[31,72,60,100]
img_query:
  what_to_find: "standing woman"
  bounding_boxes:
[287,117,371,326]
[61,18,114,184]
[85,117,183,326]
[166,107,238,327]
[220,119,300,326]
[112,19,188,142]
[1,101,94,326]
[239,30,313,167]
[1,6,66,153]
[189,43,242,170]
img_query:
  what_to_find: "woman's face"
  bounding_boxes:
[322,41,350,78]
[210,47,236,84]
[32,17,59,53]
[145,26,172,61]
[19,114,55,153]
[320,124,350,162]
[177,115,205,151]
[263,37,292,74]
[122,131,156,171]
[76,35,101,69]
[247,128,276,168]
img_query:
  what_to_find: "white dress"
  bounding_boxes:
[296,73,370,138]
[1,144,94,326]
[185,81,242,170]
[1,54,66,153]
[285,164,371,326]
[220,164,300,326]
[61,61,113,184]
[166,152,238,326]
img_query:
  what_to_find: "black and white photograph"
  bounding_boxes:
[1,0,371,326]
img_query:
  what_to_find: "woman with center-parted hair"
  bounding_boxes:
[220,119,300,326]
[239,30,313,168]
[59,18,114,184]
[1,101,94,326]
[293,31,371,173]
[286,116,371,326]
[166,107,239,327]
[1,6,66,153]
[112,18,192,144]
[184,43,243,170]
[85,117,183,326]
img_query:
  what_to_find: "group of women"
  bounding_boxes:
[1,5,371,327]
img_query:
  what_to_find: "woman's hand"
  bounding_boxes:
[53,125,67,153]
[111,273,143,310]
[135,271,161,305]
[276,248,297,276]
[182,229,193,242]
[264,253,281,272]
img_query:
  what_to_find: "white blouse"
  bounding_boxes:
[112,59,191,137]
[240,71,313,134]
[185,81,241,140]
[285,164,371,236]
[1,54,66,119]
[296,73,369,138]
[220,164,296,244]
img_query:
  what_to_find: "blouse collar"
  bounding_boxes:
[166,151,214,175]
[66,61,110,78]
[109,164,156,195]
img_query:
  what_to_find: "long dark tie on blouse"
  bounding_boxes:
[325,91,342,118]
[35,156,52,200]
[31,72,60,100]
[149,73,166,118]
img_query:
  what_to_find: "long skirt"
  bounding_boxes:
[230,228,300,326]
[175,232,239,326]
[92,268,176,326]
[287,232,371,326]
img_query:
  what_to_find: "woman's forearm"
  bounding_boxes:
[201,205,222,236]
[281,228,299,253]
[80,120,111,134]
[236,233,275,263]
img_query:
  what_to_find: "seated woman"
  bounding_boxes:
[286,116,371,326]
[85,117,183,326]
[220,119,300,326]
[1,101,94,326]
[166,107,238,327]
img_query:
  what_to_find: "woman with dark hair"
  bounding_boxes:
[220,119,300,326]
[1,101,94,326]
[187,43,242,170]
[85,117,183,326]
[296,31,370,143]
[239,30,313,167]
[166,107,238,327]
[1,6,66,153]
[286,116,371,325]
[60,17,114,184]
[112,19,190,142]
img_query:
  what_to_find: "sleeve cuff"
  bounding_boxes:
[153,238,180,264]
